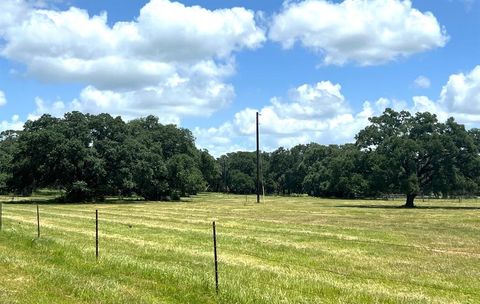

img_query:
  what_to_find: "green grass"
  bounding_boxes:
[0,193,479,303]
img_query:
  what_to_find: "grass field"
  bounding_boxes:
[0,193,479,303]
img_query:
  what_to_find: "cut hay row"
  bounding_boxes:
[0,194,479,303]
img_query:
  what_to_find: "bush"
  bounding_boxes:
[0,172,8,194]
[64,181,94,203]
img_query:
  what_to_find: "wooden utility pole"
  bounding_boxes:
[256,112,260,204]
[223,158,227,193]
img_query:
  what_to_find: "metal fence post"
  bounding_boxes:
[36,204,40,238]
[213,221,219,294]
[96,210,99,260]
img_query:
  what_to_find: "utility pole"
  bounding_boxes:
[256,112,260,204]
[223,158,227,193]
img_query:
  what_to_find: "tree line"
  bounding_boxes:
[0,112,217,202]
[215,109,480,207]
[1,109,479,207]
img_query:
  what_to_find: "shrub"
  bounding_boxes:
[64,181,94,203]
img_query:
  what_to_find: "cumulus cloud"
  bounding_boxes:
[196,65,480,156]
[29,74,235,124]
[389,66,480,125]
[0,114,24,132]
[194,81,387,156]
[369,67,480,126]
[0,0,30,36]
[0,91,6,106]
[269,0,448,65]
[0,0,265,121]
[413,76,431,89]
[407,66,480,126]
[439,65,480,114]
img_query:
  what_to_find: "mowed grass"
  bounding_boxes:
[0,194,479,304]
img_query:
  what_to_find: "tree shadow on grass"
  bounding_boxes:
[335,204,480,210]
[3,198,145,205]
[1,196,195,205]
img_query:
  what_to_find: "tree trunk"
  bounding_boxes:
[404,194,416,208]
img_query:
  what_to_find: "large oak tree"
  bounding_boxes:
[356,109,479,207]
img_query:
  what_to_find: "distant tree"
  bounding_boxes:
[0,130,19,194]
[301,144,366,198]
[265,146,307,195]
[6,112,211,202]
[167,154,206,197]
[327,144,368,198]
[88,113,128,196]
[229,170,255,194]
[356,109,479,207]
[4,109,479,205]
[302,160,330,197]
[269,147,294,195]
[222,152,256,194]
[131,147,169,201]
[127,115,209,199]
[287,144,308,194]
[9,113,104,200]
[199,149,221,191]
[301,144,334,197]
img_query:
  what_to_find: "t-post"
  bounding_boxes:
[36,204,40,238]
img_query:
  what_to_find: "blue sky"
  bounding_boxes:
[0,0,479,156]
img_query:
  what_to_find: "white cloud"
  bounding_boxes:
[277,81,350,119]
[411,95,480,127]
[27,57,237,124]
[378,66,480,125]
[131,0,266,61]
[0,115,23,132]
[439,65,480,114]
[27,97,68,122]
[194,81,386,156]
[30,74,234,124]
[196,65,480,156]
[0,91,6,106]
[269,0,448,65]
[0,0,30,36]
[412,96,441,115]
[413,76,431,89]
[0,0,265,121]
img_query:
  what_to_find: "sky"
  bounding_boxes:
[0,0,479,156]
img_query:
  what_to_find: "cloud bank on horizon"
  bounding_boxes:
[194,65,480,156]
[0,0,479,156]
[0,0,265,123]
